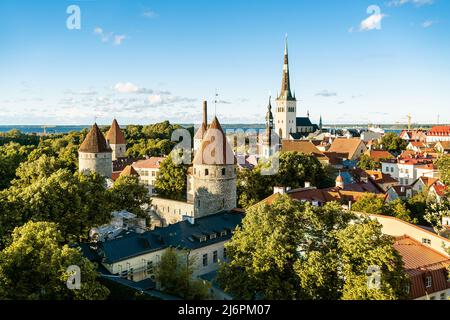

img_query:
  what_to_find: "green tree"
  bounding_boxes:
[155,248,210,299]
[424,192,450,234]
[237,151,333,208]
[337,219,408,300]
[351,193,386,214]
[1,169,111,244]
[217,195,408,300]
[154,155,188,201]
[375,133,407,154]
[435,155,450,185]
[0,142,34,190]
[0,221,109,300]
[109,175,151,216]
[386,199,416,223]
[357,154,379,170]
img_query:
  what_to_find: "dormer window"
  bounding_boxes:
[210,233,217,240]
[199,236,207,243]
[220,230,227,236]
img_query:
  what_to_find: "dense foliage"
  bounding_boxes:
[154,154,188,201]
[0,221,109,300]
[237,152,334,208]
[374,132,407,154]
[217,195,408,300]
[155,248,211,299]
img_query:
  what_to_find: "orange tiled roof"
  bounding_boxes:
[120,165,139,177]
[281,140,328,160]
[328,138,365,159]
[132,157,165,169]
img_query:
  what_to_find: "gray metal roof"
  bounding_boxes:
[91,210,244,264]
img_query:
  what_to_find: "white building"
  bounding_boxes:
[132,157,165,195]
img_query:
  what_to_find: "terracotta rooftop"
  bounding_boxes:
[120,165,139,177]
[78,123,112,153]
[327,138,365,159]
[365,150,393,162]
[194,122,208,140]
[132,157,165,169]
[281,140,328,160]
[106,119,127,145]
[192,116,236,165]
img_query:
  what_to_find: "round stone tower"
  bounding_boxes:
[191,116,237,218]
[78,123,113,178]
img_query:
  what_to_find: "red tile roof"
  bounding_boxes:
[427,126,450,136]
[106,119,127,145]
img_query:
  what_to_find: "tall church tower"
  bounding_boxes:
[78,123,113,178]
[262,96,275,157]
[106,119,127,160]
[275,36,297,140]
[190,116,237,218]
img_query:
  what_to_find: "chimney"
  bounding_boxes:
[203,101,208,126]
[304,181,311,188]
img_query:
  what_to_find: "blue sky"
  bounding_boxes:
[0,0,449,125]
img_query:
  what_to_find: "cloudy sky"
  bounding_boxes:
[1,0,450,125]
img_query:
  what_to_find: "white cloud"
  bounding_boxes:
[422,20,436,28]
[93,27,125,45]
[360,13,385,31]
[114,35,126,46]
[114,82,139,93]
[316,90,337,97]
[142,10,157,18]
[387,0,433,7]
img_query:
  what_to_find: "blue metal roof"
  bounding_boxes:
[92,210,244,264]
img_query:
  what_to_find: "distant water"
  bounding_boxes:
[0,124,400,135]
[0,124,266,135]
[0,125,90,134]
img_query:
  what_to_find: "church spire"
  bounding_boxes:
[278,35,295,101]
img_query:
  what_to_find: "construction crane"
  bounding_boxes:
[406,115,412,130]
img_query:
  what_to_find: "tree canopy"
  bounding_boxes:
[237,151,334,208]
[155,248,210,299]
[154,154,188,201]
[374,133,407,154]
[0,221,109,300]
[217,195,408,300]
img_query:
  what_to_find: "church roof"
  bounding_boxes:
[106,119,127,145]
[296,117,313,127]
[79,123,112,153]
[192,116,237,165]
[277,37,296,101]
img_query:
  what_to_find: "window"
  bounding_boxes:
[213,251,218,263]
[440,293,446,300]
[147,261,154,274]
[222,168,226,176]
[202,254,208,267]
[200,236,207,243]
[210,233,217,240]
[220,230,227,237]
[205,169,209,176]
[129,267,134,281]
[390,167,394,173]
[223,248,227,259]
[425,276,432,288]
[422,238,431,245]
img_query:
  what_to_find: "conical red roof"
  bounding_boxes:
[79,123,112,153]
[192,116,236,165]
[106,119,127,145]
